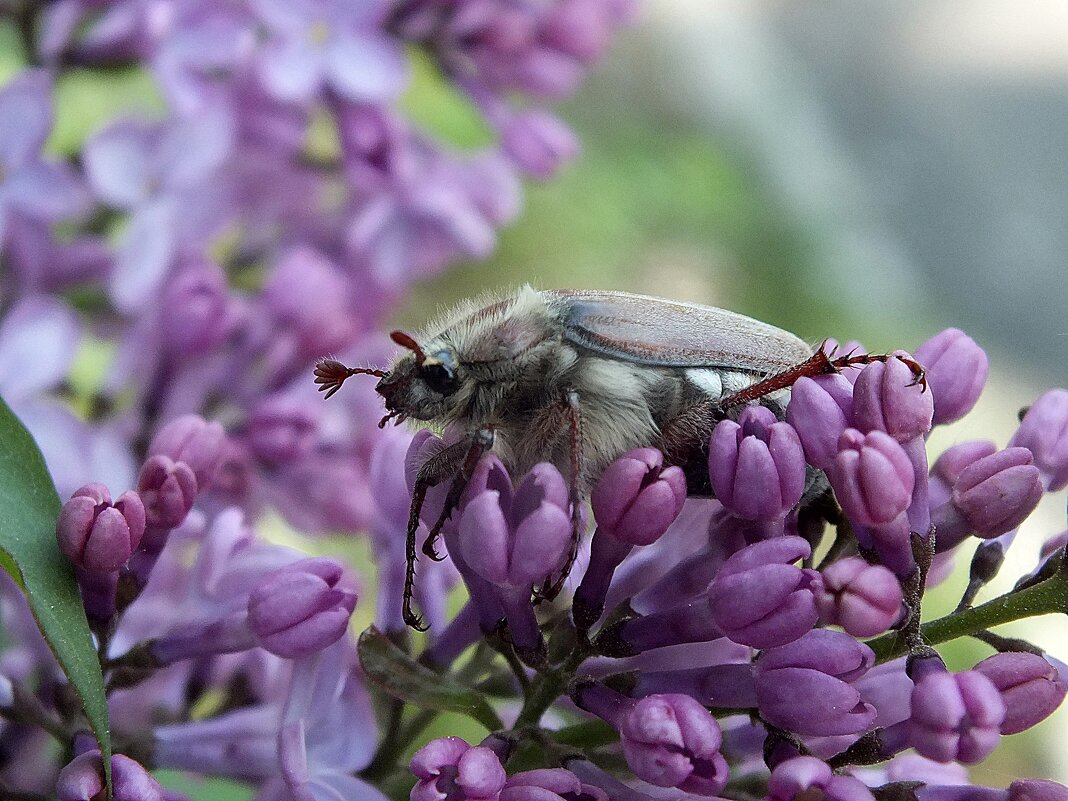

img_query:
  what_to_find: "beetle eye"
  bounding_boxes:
[422,362,459,396]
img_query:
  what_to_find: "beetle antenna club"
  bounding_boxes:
[313,358,387,399]
[390,330,426,365]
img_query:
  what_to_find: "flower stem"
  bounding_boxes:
[869,569,1068,662]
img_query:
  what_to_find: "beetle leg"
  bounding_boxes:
[403,436,479,631]
[421,429,494,562]
[536,390,584,602]
[720,343,927,409]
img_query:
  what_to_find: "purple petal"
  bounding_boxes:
[0,295,80,399]
[458,492,510,584]
[260,38,324,101]
[110,198,175,311]
[157,109,233,190]
[326,34,408,102]
[0,69,53,171]
[4,161,92,221]
[82,120,155,207]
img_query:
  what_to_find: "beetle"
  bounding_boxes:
[314,285,924,629]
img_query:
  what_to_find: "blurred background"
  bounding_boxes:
[2,0,1066,790]
[405,0,1068,784]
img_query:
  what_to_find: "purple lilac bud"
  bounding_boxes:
[501,769,608,801]
[57,484,145,573]
[246,396,318,466]
[457,458,570,653]
[136,455,197,529]
[933,447,1043,549]
[247,558,357,659]
[160,261,232,358]
[754,629,876,736]
[705,535,820,648]
[1009,389,1068,491]
[929,440,998,509]
[574,684,728,796]
[410,736,507,801]
[57,751,163,801]
[914,328,989,426]
[591,448,686,545]
[708,406,806,521]
[500,109,579,179]
[767,756,875,801]
[1008,780,1068,801]
[576,448,685,630]
[852,354,934,442]
[815,557,902,637]
[973,652,1067,735]
[786,373,855,470]
[831,429,914,526]
[147,414,226,490]
[910,669,1005,763]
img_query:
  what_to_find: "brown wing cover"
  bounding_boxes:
[545,289,813,372]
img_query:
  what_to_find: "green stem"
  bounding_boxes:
[869,570,1068,662]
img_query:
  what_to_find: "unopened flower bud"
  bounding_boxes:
[410,737,506,801]
[816,557,903,637]
[709,406,805,521]
[852,354,934,442]
[501,109,579,179]
[786,373,855,470]
[934,448,1043,548]
[247,558,357,659]
[160,262,231,358]
[137,455,197,528]
[501,768,608,801]
[57,484,145,573]
[57,751,163,801]
[1009,389,1068,491]
[592,448,686,545]
[973,652,1067,735]
[914,328,988,425]
[246,396,317,465]
[910,669,1005,764]
[767,756,874,801]
[148,414,226,490]
[831,429,914,526]
[929,440,997,509]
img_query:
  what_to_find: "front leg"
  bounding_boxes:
[404,429,494,630]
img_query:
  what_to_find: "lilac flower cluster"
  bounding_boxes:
[390,332,1068,801]
[0,1,631,797]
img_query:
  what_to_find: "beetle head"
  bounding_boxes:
[375,330,463,424]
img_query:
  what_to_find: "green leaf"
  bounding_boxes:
[358,627,503,732]
[0,397,111,788]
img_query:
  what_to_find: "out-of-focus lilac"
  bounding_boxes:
[501,768,608,801]
[786,373,855,470]
[1007,780,1068,801]
[973,652,1067,735]
[914,328,989,426]
[57,751,163,801]
[852,354,934,442]
[0,295,80,403]
[347,149,521,290]
[57,483,146,573]
[754,629,876,736]
[815,557,902,637]
[705,536,820,648]
[592,448,687,545]
[708,406,805,521]
[458,458,570,654]
[933,448,1043,549]
[147,414,226,490]
[910,669,1005,764]
[1009,389,1068,491]
[410,736,507,801]
[262,246,362,364]
[767,756,874,801]
[247,557,356,659]
[0,70,91,241]
[82,110,234,310]
[246,395,319,466]
[928,440,998,510]
[831,429,914,527]
[252,0,407,103]
[160,260,234,358]
[4,215,112,292]
[137,455,197,529]
[500,109,579,179]
[573,684,727,796]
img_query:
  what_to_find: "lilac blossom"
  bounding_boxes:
[57,483,146,573]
